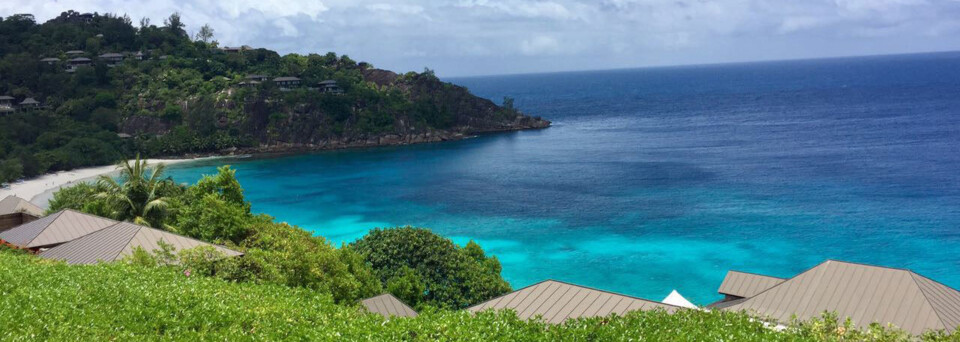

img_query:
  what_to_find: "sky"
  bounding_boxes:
[3,0,960,77]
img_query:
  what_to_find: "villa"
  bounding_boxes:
[18,98,41,110]
[0,209,117,250]
[318,80,344,94]
[0,95,14,110]
[65,50,84,57]
[67,57,92,72]
[0,196,43,232]
[273,76,301,91]
[360,294,418,318]
[246,74,269,82]
[468,279,680,324]
[40,57,60,65]
[99,52,124,66]
[710,260,960,335]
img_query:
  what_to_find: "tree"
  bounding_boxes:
[163,12,186,37]
[194,24,214,43]
[95,155,178,227]
[349,227,512,309]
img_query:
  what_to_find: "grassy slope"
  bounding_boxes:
[0,251,948,341]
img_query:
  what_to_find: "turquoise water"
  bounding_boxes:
[166,53,960,304]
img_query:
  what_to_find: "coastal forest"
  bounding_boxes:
[0,11,548,183]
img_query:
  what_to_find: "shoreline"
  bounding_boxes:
[0,157,216,209]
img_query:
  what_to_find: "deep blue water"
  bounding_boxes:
[166,52,960,304]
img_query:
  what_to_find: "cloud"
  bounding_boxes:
[1,0,959,76]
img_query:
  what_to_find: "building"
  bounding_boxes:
[67,57,92,72]
[0,196,43,232]
[0,95,14,108]
[238,81,260,88]
[468,280,679,324]
[0,209,117,250]
[134,51,146,60]
[246,74,269,82]
[711,260,960,335]
[221,45,252,54]
[273,76,301,90]
[360,294,418,318]
[18,98,41,110]
[99,52,124,66]
[66,50,85,57]
[39,221,243,265]
[318,80,344,94]
[40,57,61,65]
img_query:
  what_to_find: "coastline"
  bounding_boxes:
[0,157,215,209]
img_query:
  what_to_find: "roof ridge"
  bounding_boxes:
[825,259,917,273]
[539,279,679,308]
[467,279,554,310]
[908,271,956,329]
[729,260,832,303]
[108,222,144,262]
[22,210,65,246]
[726,269,787,280]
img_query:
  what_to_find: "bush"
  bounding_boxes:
[349,227,512,309]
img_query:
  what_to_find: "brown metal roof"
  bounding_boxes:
[361,294,418,318]
[467,280,679,324]
[717,270,785,298]
[0,195,44,217]
[721,260,960,335]
[0,209,117,248]
[39,221,243,264]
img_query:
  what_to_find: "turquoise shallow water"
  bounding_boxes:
[166,53,960,304]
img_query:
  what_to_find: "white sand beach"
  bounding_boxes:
[0,158,213,209]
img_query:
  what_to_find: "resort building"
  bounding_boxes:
[67,57,92,72]
[711,260,960,335]
[360,294,418,318]
[65,50,85,57]
[0,196,43,232]
[18,98,41,110]
[40,57,61,65]
[246,74,269,82]
[0,209,117,250]
[0,95,14,108]
[238,81,260,88]
[134,51,145,60]
[39,221,242,265]
[468,280,679,324]
[318,80,344,94]
[221,45,252,54]
[273,76,301,91]
[99,52,124,66]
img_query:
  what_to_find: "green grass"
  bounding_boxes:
[0,251,955,341]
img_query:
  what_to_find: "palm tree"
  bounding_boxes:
[96,155,174,227]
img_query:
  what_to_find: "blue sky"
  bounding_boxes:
[3,0,960,76]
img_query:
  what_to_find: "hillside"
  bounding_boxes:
[0,250,904,341]
[0,12,549,183]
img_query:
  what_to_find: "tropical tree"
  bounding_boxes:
[96,155,178,227]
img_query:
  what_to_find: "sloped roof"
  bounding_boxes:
[66,50,84,54]
[0,95,14,100]
[69,57,92,62]
[19,98,39,105]
[0,210,116,248]
[468,280,679,324]
[99,52,123,58]
[0,195,44,216]
[717,270,785,298]
[39,221,243,264]
[361,294,418,318]
[273,76,300,82]
[721,260,960,335]
[40,57,61,62]
[318,80,337,85]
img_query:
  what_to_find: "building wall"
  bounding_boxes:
[0,213,39,233]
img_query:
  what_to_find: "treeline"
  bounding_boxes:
[0,11,518,183]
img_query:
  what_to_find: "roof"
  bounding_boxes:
[318,80,338,85]
[66,50,84,54]
[40,57,61,62]
[662,290,698,309]
[721,260,960,335]
[39,221,243,264]
[273,76,300,82]
[468,280,679,324]
[99,53,123,58]
[0,195,44,216]
[0,210,116,248]
[361,294,418,318]
[0,95,14,100]
[19,98,39,105]
[69,57,92,62]
[246,74,268,79]
[717,271,785,298]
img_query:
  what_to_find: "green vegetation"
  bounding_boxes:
[0,11,529,184]
[351,227,511,309]
[3,251,956,341]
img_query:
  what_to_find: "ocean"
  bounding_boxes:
[165,52,960,304]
